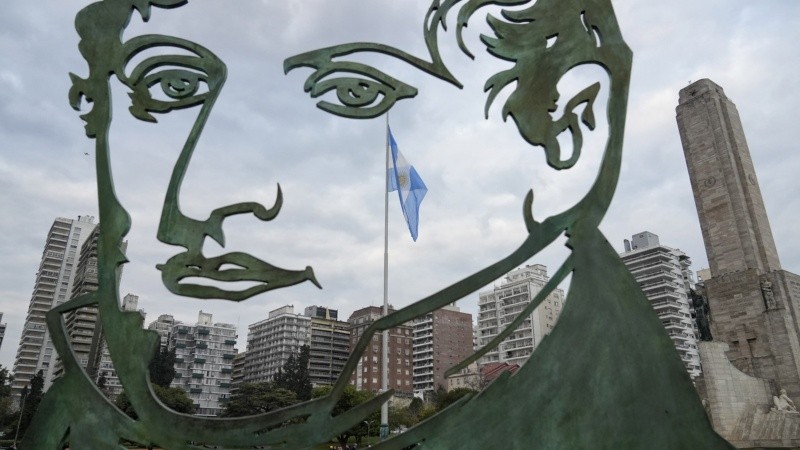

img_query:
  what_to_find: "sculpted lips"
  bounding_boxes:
[157,251,321,302]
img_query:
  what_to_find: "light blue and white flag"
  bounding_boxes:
[387,126,427,241]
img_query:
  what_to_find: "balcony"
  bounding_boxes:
[223,353,235,360]
[197,327,210,335]
[192,373,204,379]
[194,358,206,364]
[412,340,433,349]
[196,342,208,349]
[224,339,237,345]
[190,388,202,394]
[221,367,233,374]
[668,332,691,342]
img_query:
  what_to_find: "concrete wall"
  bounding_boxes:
[699,341,772,439]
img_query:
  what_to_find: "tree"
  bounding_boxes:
[153,385,194,414]
[408,397,423,417]
[312,385,379,448]
[416,404,437,422]
[220,382,298,417]
[433,386,475,412]
[149,346,177,388]
[17,370,44,439]
[389,405,416,431]
[115,385,194,419]
[274,345,312,401]
[0,365,14,432]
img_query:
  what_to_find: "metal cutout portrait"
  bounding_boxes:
[24,0,734,448]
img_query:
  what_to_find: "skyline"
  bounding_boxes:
[1,1,799,371]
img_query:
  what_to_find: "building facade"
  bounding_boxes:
[304,306,350,387]
[95,294,145,399]
[12,215,95,396]
[231,352,246,394]
[477,265,565,367]
[411,304,473,396]
[169,311,237,416]
[147,314,176,349]
[620,232,702,378]
[243,305,310,384]
[677,78,800,398]
[348,306,414,395]
[56,225,103,381]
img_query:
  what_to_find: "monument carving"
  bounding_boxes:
[762,279,777,310]
[22,0,733,448]
[773,389,798,413]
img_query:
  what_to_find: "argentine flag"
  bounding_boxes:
[387,127,427,241]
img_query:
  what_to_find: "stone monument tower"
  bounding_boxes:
[677,79,800,399]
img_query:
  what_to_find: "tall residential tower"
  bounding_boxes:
[620,232,701,378]
[304,306,350,387]
[12,215,95,396]
[411,304,473,397]
[348,306,414,395]
[243,305,310,384]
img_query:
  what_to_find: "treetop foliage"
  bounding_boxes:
[274,344,312,401]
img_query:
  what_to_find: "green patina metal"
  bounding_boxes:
[23,0,735,448]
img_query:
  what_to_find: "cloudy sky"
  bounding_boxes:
[1,0,798,371]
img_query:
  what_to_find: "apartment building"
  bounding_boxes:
[411,305,473,396]
[348,306,413,395]
[477,265,565,367]
[620,231,702,378]
[147,314,176,349]
[304,306,350,386]
[169,311,237,416]
[12,215,95,396]
[95,294,145,399]
[243,305,310,384]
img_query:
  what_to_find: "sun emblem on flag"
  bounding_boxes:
[397,170,410,188]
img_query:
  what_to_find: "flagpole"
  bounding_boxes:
[381,113,390,440]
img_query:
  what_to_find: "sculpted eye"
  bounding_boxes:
[310,73,416,119]
[120,36,225,122]
[285,57,417,119]
[154,69,205,100]
[127,57,216,122]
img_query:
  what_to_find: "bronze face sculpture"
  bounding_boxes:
[24,0,734,448]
